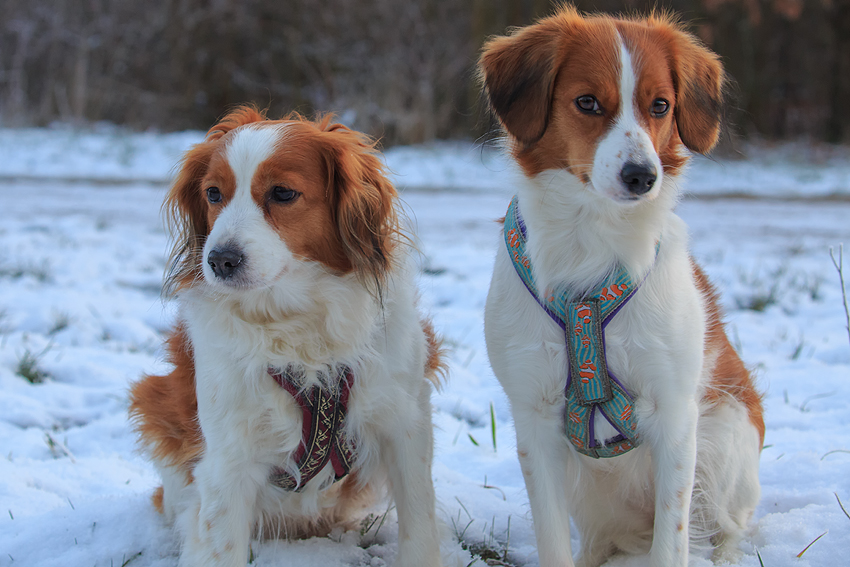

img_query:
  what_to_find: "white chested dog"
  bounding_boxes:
[481,8,763,567]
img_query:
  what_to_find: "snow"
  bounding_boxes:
[3,126,850,199]
[1,128,849,567]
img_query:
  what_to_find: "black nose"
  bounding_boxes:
[207,248,243,279]
[620,162,657,195]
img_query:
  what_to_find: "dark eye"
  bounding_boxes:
[575,95,602,115]
[206,187,222,203]
[271,186,299,203]
[650,98,670,117]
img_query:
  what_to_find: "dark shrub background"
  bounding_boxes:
[2,0,848,145]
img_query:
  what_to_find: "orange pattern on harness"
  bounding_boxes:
[599,283,627,301]
[574,304,593,335]
[578,360,597,383]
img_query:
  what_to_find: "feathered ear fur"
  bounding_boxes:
[479,13,569,145]
[163,105,268,295]
[320,121,399,284]
[660,21,725,154]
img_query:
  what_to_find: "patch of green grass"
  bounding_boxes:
[452,500,515,567]
[358,503,394,546]
[736,283,780,312]
[15,347,51,384]
[735,265,783,311]
[48,311,72,336]
[463,516,514,567]
[0,259,52,283]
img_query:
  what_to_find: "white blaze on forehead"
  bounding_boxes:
[618,37,639,129]
[203,123,294,288]
[225,125,287,202]
[588,35,663,201]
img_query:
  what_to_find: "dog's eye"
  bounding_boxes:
[575,95,602,115]
[271,186,299,203]
[650,98,670,117]
[206,187,222,203]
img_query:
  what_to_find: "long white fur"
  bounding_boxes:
[484,38,760,567]
[158,126,442,567]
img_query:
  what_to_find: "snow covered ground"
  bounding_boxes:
[1,128,849,567]
[2,125,850,199]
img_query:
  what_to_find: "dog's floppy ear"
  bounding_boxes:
[479,16,566,145]
[666,28,725,154]
[163,141,216,296]
[322,122,399,283]
[163,105,268,295]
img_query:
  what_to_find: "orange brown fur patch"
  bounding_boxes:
[421,318,448,389]
[164,106,400,293]
[480,7,724,179]
[692,262,765,446]
[152,485,164,513]
[128,325,203,483]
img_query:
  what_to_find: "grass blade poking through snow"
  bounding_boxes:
[796,530,828,557]
[836,492,850,522]
[482,475,506,501]
[490,401,497,452]
[829,244,850,347]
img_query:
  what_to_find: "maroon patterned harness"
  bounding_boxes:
[267,365,356,491]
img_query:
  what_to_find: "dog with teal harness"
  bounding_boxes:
[504,196,658,458]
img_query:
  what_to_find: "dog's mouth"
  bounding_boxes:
[586,180,651,205]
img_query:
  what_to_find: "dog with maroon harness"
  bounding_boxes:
[130,107,445,567]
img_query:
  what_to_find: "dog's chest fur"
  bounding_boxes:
[487,174,707,464]
[180,261,421,513]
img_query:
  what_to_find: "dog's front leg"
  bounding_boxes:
[381,383,442,567]
[179,455,262,567]
[646,398,699,567]
[514,398,576,567]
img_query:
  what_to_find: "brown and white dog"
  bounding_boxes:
[480,8,763,567]
[129,107,444,567]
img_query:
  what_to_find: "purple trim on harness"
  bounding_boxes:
[518,275,568,331]
[588,406,596,447]
[602,287,637,326]
[513,200,650,331]
[512,202,569,330]
[516,207,528,239]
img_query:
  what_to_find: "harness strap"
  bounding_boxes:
[505,196,654,458]
[267,365,356,491]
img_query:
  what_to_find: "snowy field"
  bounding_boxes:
[1,128,849,567]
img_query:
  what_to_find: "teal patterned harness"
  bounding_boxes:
[504,196,655,458]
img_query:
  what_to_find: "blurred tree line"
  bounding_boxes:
[1,0,849,145]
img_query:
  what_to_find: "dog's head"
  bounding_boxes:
[480,7,724,204]
[163,106,398,296]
